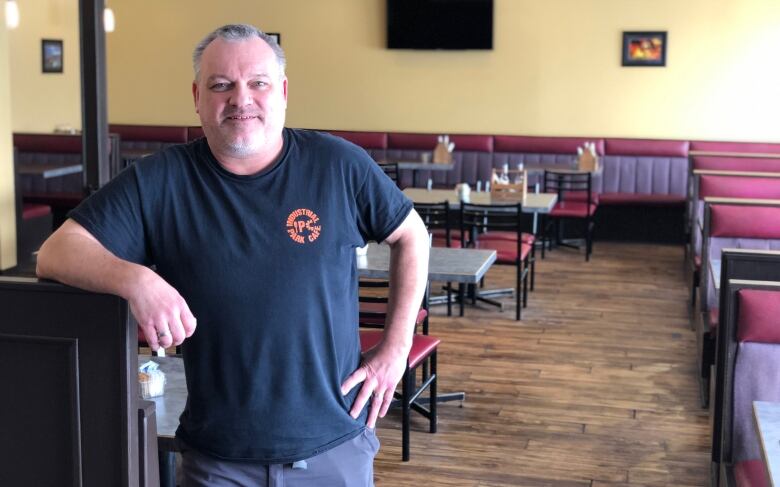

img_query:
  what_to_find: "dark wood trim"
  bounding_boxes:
[79,0,110,194]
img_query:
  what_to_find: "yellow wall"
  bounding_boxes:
[8,0,81,133]
[1,12,18,269]
[11,0,780,142]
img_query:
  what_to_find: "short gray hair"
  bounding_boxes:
[192,24,286,81]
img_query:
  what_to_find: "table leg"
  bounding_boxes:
[159,451,176,487]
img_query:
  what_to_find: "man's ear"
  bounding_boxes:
[192,81,200,114]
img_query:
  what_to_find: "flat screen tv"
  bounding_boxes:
[387,0,494,50]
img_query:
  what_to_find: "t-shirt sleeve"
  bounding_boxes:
[68,164,150,265]
[355,157,413,243]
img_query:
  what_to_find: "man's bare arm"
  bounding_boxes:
[36,219,196,350]
[340,209,430,427]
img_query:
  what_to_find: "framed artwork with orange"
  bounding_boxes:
[622,31,667,67]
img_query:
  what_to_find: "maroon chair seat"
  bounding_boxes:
[734,459,769,487]
[360,330,441,369]
[21,203,51,220]
[549,201,597,218]
[478,230,536,244]
[475,239,531,264]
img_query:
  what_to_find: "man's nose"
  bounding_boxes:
[229,84,253,107]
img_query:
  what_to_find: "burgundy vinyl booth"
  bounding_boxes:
[687,174,780,312]
[697,203,780,408]
[713,281,780,487]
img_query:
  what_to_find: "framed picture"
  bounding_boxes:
[42,39,63,73]
[622,31,667,67]
[267,32,281,46]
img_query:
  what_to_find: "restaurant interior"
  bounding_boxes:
[2,1,780,486]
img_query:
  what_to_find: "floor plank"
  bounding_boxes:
[373,242,709,486]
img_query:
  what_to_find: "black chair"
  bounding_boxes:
[460,202,531,320]
[414,201,460,316]
[542,170,597,261]
[358,279,439,461]
[377,162,399,186]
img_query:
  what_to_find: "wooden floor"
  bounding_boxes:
[373,242,710,486]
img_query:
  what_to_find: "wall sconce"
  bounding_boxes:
[5,0,20,29]
[103,7,115,33]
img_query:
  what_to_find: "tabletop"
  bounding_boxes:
[17,162,83,179]
[358,242,496,283]
[403,188,558,214]
[753,401,780,486]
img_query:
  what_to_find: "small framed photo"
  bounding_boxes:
[622,31,667,67]
[267,32,281,46]
[42,39,63,73]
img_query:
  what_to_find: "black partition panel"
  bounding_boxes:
[0,277,140,487]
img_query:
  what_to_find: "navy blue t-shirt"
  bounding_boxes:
[69,128,412,462]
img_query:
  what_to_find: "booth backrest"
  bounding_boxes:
[693,155,780,172]
[599,138,689,199]
[700,175,780,200]
[109,124,188,151]
[14,133,83,194]
[691,140,780,153]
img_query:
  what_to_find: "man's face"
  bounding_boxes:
[193,37,288,159]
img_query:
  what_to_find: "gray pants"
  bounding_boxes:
[180,428,380,487]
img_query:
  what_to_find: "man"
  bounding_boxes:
[37,24,429,486]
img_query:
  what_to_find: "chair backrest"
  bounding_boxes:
[542,170,593,207]
[358,279,429,335]
[716,279,780,477]
[711,251,780,471]
[414,201,454,246]
[377,162,399,185]
[459,202,523,250]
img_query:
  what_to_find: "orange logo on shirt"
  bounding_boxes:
[286,208,321,244]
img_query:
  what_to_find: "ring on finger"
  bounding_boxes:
[157,329,170,339]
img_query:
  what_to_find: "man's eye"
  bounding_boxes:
[252,80,268,88]
[210,82,230,91]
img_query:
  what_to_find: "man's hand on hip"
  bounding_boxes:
[341,342,408,428]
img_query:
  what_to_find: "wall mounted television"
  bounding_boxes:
[387,0,494,50]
